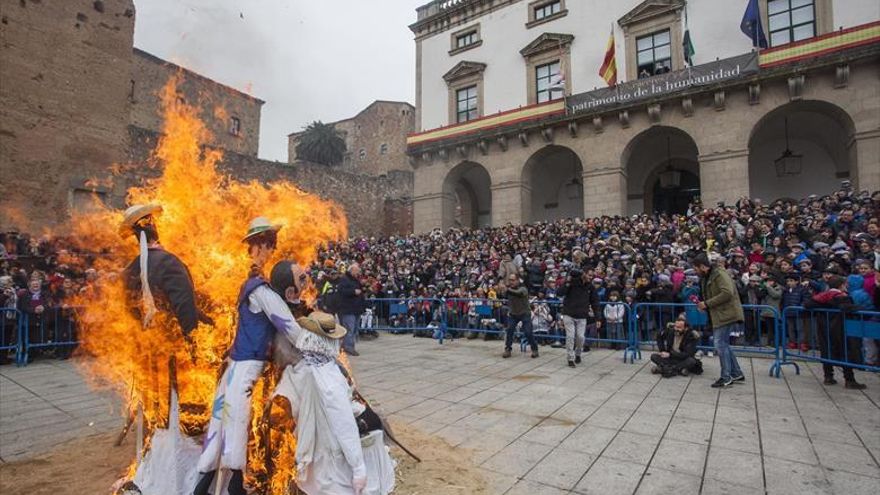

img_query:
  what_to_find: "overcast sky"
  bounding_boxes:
[133,0,422,162]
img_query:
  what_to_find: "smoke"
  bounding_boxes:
[133,0,419,162]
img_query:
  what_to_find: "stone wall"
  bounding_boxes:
[131,48,263,157]
[288,101,415,176]
[0,0,135,232]
[128,127,413,238]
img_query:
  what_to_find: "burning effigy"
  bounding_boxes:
[66,75,396,494]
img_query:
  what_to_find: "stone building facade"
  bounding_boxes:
[407,0,880,233]
[0,0,136,229]
[0,0,414,237]
[130,48,264,157]
[288,100,415,175]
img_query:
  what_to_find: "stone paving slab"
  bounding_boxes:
[0,359,120,462]
[1,334,879,494]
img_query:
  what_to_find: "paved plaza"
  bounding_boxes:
[1,335,879,494]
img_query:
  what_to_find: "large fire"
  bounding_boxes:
[68,74,347,493]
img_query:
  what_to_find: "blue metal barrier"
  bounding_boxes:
[443,297,509,339]
[631,302,782,374]
[1,307,24,366]
[362,298,447,341]
[776,306,880,376]
[22,306,80,362]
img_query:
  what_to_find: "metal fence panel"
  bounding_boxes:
[362,298,445,338]
[0,307,24,366]
[777,306,880,375]
[22,307,80,362]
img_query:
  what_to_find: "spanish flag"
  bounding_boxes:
[599,28,617,86]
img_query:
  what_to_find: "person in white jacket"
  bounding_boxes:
[603,291,627,347]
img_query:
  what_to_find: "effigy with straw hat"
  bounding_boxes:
[242,216,282,243]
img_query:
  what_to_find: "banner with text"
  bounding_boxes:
[566,53,759,116]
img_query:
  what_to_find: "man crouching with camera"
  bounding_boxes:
[558,263,601,368]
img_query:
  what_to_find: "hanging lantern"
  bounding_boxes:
[774,117,803,177]
[659,135,680,188]
[659,169,682,188]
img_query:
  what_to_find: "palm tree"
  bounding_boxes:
[295,121,346,166]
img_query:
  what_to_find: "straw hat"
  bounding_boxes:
[242,216,282,242]
[296,311,347,340]
[119,204,162,236]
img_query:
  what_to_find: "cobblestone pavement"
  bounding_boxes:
[2,335,879,494]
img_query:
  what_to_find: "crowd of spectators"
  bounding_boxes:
[313,188,879,364]
[3,187,879,366]
[1,232,103,363]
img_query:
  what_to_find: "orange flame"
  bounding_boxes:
[68,73,347,493]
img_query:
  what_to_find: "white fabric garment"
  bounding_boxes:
[197,359,264,472]
[139,231,157,328]
[132,389,203,495]
[247,285,304,343]
[273,360,380,495]
[359,430,396,495]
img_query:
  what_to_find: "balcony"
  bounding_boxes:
[416,0,477,21]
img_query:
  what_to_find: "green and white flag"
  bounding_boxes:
[683,29,695,67]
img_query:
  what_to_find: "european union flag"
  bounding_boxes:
[740,0,768,48]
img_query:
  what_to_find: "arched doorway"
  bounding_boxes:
[748,100,855,201]
[442,161,492,230]
[522,145,584,223]
[623,126,700,215]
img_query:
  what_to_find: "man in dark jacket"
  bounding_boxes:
[694,253,745,388]
[804,275,867,389]
[336,263,365,356]
[651,318,702,377]
[557,268,601,367]
[499,274,538,359]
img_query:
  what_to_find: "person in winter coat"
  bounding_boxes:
[650,317,703,377]
[680,275,710,353]
[603,291,626,348]
[781,273,809,351]
[497,253,519,282]
[531,296,553,345]
[847,274,877,366]
[557,268,601,367]
[693,253,745,388]
[761,276,782,347]
[17,278,50,358]
[499,274,538,359]
[526,260,545,295]
[804,275,867,389]
[336,264,366,356]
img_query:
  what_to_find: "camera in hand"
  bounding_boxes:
[569,267,584,279]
